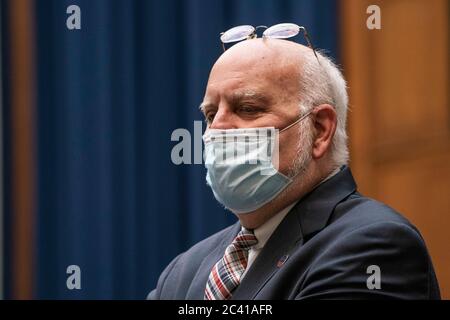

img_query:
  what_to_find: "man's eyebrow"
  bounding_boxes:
[230,90,270,104]
[199,90,270,112]
[198,102,215,113]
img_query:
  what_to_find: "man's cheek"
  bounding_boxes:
[276,146,296,175]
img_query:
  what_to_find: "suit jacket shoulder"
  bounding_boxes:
[295,194,440,299]
[147,222,240,299]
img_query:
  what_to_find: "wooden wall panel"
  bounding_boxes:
[8,0,36,299]
[341,0,450,299]
[372,0,449,151]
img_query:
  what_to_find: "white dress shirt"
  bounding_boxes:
[240,167,341,279]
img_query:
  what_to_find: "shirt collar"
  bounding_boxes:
[251,201,296,250]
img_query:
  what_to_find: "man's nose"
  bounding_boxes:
[209,107,238,130]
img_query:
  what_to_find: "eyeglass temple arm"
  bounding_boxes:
[299,27,320,63]
[219,32,226,51]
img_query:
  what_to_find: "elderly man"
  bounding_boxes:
[148,29,440,299]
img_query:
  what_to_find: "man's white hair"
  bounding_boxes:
[298,49,349,167]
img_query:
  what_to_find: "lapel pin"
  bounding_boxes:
[277,254,289,268]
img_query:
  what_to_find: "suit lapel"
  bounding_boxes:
[231,206,303,299]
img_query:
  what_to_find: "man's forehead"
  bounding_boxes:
[205,39,304,102]
[209,39,305,86]
[213,38,306,72]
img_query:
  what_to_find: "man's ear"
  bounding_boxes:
[311,104,337,159]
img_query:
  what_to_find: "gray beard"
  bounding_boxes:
[286,120,314,179]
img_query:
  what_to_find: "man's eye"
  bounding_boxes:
[238,105,259,114]
[205,113,216,124]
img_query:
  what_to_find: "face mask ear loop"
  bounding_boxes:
[280,109,314,133]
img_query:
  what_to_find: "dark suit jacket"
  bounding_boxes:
[148,166,440,299]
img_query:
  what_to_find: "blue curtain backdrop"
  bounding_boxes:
[30,0,338,299]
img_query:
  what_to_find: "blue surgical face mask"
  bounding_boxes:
[202,111,312,214]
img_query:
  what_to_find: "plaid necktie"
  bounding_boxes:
[204,228,258,300]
